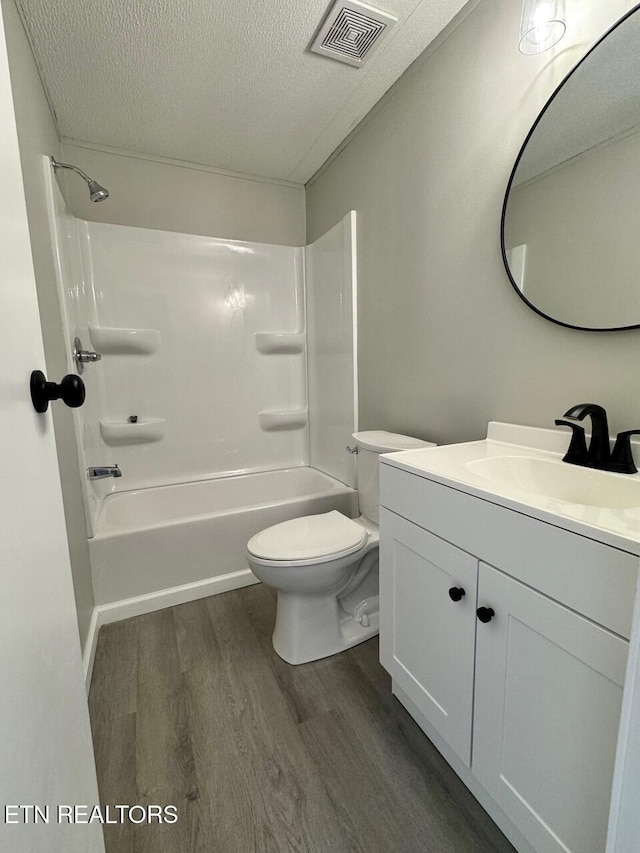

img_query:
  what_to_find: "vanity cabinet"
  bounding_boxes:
[379,462,636,853]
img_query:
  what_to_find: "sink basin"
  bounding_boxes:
[466,455,640,509]
[381,422,640,547]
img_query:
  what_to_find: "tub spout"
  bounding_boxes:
[88,465,122,480]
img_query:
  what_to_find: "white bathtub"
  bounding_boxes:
[88,467,357,607]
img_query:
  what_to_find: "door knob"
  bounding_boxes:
[30,370,85,413]
[476,606,495,623]
[448,587,466,602]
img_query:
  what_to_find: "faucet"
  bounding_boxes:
[555,405,640,474]
[88,465,122,480]
[555,403,610,469]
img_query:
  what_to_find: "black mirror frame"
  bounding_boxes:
[501,2,640,332]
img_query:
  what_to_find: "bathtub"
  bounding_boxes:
[88,466,357,607]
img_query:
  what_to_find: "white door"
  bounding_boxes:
[379,508,477,765]
[0,6,104,853]
[473,562,628,853]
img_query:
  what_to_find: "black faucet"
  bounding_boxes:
[554,417,589,466]
[556,404,611,469]
[555,404,640,474]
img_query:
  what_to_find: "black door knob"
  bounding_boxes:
[30,370,85,413]
[476,606,495,623]
[449,587,466,602]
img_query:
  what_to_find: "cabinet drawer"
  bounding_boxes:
[380,462,638,638]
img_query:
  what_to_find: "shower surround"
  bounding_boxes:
[45,161,358,637]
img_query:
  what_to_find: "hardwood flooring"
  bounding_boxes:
[89,583,516,853]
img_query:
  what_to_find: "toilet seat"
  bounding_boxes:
[247,510,367,566]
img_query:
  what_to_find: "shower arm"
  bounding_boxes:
[50,157,94,184]
[50,156,109,202]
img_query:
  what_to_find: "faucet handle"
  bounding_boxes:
[555,419,589,466]
[609,430,640,474]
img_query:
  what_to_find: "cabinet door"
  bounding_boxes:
[379,509,478,765]
[473,562,628,853]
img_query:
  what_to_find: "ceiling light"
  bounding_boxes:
[519,0,566,55]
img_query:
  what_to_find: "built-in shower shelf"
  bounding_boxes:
[258,408,308,431]
[254,332,305,354]
[88,323,160,355]
[100,418,166,445]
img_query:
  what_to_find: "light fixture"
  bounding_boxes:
[519,0,566,55]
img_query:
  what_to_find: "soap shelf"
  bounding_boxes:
[258,408,308,431]
[254,332,305,355]
[88,323,160,355]
[100,418,166,445]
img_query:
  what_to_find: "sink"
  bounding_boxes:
[380,422,640,546]
[466,455,640,509]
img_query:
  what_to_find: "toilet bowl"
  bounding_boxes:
[247,431,434,665]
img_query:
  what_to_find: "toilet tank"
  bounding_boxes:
[352,431,435,524]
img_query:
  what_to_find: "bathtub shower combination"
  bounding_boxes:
[45,160,358,622]
[91,468,355,604]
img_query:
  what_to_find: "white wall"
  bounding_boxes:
[74,222,307,496]
[1,0,95,648]
[506,129,640,328]
[306,211,358,487]
[61,141,306,247]
[0,1,103,842]
[306,0,640,442]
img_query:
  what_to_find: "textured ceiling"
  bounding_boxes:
[17,0,469,183]
[514,7,640,185]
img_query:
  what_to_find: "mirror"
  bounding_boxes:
[502,5,640,331]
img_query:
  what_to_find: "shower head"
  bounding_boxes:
[87,180,109,203]
[50,157,110,202]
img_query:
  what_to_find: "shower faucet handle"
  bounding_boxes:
[77,350,101,363]
[73,336,101,374]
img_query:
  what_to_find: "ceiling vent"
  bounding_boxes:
[310,0,398,68]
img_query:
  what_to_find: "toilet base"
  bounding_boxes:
[272,590,379,665]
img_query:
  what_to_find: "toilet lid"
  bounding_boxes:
[247,511,367,562]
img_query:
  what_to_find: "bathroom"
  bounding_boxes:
[2,0,640,851]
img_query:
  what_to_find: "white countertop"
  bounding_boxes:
[381,422,640,556]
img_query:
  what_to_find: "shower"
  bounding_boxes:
[50,157,109,202]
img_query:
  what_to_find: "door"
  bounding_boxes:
[379,508,477,765]
[473,562,628,853]
[0,6,104,852]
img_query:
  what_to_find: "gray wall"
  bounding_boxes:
[61,142,306,246]
[1,0,95,647]
[306,0,640,443]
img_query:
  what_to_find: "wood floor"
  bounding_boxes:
[89,583,516,853]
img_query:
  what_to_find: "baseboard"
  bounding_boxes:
[82,607,101,694]
[83,569,260,690]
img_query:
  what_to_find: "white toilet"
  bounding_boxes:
[246,430,434,664]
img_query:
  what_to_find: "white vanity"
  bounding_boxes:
[379,422,640,853]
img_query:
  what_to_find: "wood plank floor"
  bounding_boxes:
[89,583,516,853]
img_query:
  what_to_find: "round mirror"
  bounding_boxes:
[502,5,640,331]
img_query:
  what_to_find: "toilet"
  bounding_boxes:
[246,430,435,664]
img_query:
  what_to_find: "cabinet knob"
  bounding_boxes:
[448,586,466,602]
[476,606,495,623]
